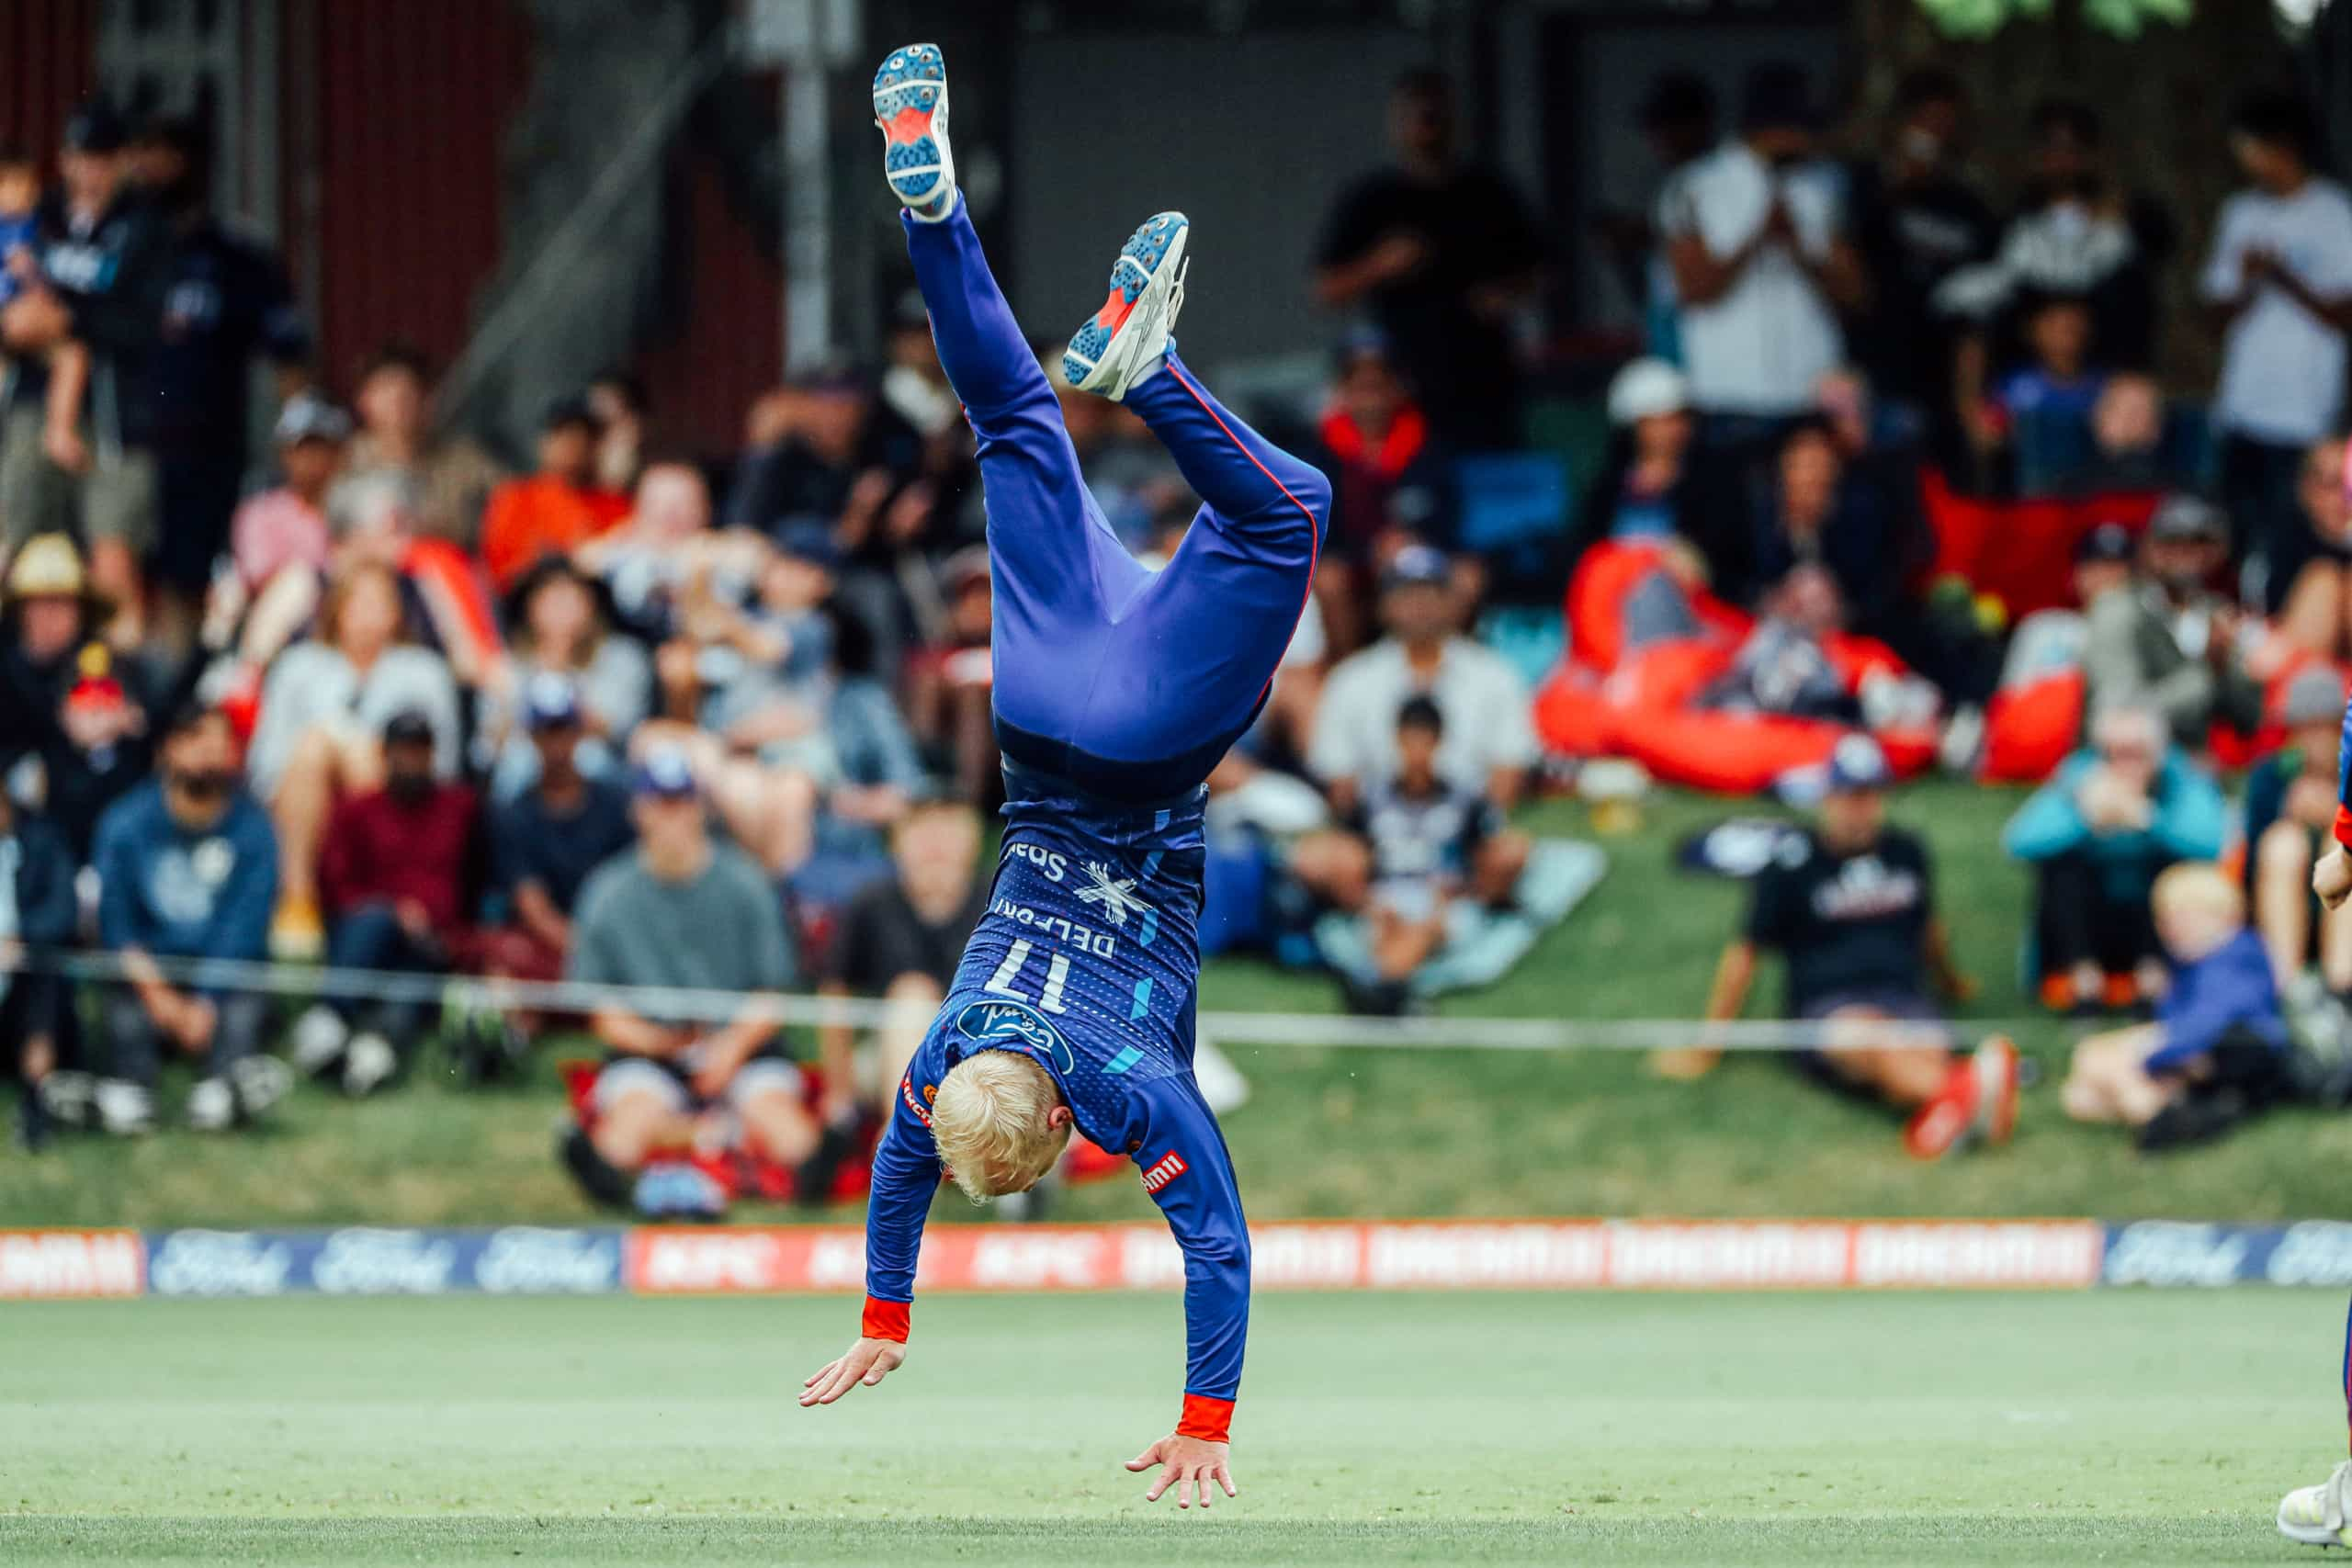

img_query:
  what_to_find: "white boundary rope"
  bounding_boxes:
[3,947,2015,1052]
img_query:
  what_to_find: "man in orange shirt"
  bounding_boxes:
[480,395,629,591]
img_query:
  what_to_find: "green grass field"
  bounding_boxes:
[8,779,2352,1229]
[2,1290,2343,1564]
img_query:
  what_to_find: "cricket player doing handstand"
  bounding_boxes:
[797,45,1331,1512]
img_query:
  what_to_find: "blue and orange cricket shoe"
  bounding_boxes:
[873,43,953,220]
[1062,211,1189,402]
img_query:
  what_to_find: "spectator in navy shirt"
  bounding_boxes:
[91,704,287,1135]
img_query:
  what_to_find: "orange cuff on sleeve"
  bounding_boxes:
[1176,1393,1234,1444]
[2335,806,2352,851]
[861,1296,910,1342]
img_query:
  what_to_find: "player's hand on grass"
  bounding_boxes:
[2318,845,2352,911]
[798,1337,905,1406]
[1125,1434,1236,1510]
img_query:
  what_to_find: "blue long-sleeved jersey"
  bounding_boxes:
[2148,927,2286,1074]
[863,765,1250,1440]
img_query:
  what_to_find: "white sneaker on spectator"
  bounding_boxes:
[290,1003,350,1077]
[230,1055,293,1120]
[186,1077,236,1133]
[343,1034,398,1099]
[94,1078,154,1137]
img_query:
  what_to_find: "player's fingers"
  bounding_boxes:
[1125,1442,1162,1472]
[809,1357,865,1404]
[1179,1471,1197,1509]
[1216,1464,1238,1497]
[1144,1467,1170,1503]
[1195,1468,1212,1509]
[802,1357,840,1391]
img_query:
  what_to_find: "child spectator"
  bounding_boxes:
[2244,666,2352,993]
[2063,862,2289,1148]
[229,392,350,593]
[2056,373,2186,498]
[289,710,481,1098]
[0,143,93,507]
[2003,703,2227,1014]
[90,705,288,1134]
[479,394,629,592]
[1989,292,2105,495]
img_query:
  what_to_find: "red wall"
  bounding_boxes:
[1,0,98,167]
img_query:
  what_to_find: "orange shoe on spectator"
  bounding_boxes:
[1903,1060,1981,1161]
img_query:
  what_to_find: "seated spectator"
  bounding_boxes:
[1986,291,2106,495]
[2272,439,2352,661]
[0,533,194,862]
[578,460,762,643]
[1669,737,2017,1159]
[902,545,996,804]
[2054,372,2188,498]
[1571,358,1747,591]
[288,710,481,1098]
[797,603,930,902]
[1,791,77,1150]
[726,369,921,540]
[2063,862,2289,1147]
[476,554,650,800]
[342,342,505,550]
[246,560,461,958]
[585,367,648,496]
[91,704,288,1134]
[1747,417,1911,641]
[1306,329,1452,653]
[1309,543,1536,817]
[229,392,349,594]
[480,395,629,592]
[1052,352,1182,555]
[465,675,637,1068]
[2004,703,2227,1013]
[808,799,987,1195]
[560,746,817,1210]
[1329,696,1530,1012]
[2245,666,2352,991]
[2081,494,2266,754]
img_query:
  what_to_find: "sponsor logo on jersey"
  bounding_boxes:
[955,998,1074,1074]
[900,1073,933,1127]
[1139,1149,1189,1195]
[1075,860,1153,929]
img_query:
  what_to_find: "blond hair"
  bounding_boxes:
[930,1051,1070,1203]
[2152,862,2244,928]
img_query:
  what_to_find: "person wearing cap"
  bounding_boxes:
[2244,665,2352,994]
[1670,734,2019,1160]
[478,393,630,592]
[90,704,288,1134]
[560,743,813,1204]
[129,111,314,637]
[2080,493,2265,755]
[1659,62,1866,440]
[292,709,482,1096]
[1312,68,1544,448]
[226,392,351,594]
[0,101,174,622]
[1310,541,1536,818]
[479,554,650,801]
[1303,330,1450,654]
[1569,358,1747,589]
[467,673,639,1066]
[342,343,508,550]
[2004,702,2227,1015]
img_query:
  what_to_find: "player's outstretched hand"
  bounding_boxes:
[798,1337,905,1407]
[1126,1433,1236,1510]
[2319,845,2352,911]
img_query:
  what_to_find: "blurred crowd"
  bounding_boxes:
[0,58,2348,1192]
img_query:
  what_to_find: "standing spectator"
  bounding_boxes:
[289,711,481,1098]
[90,704,288,1134]
[2003,703,2227,1014]
[1305,328,1452,653]
[341,343,506,550]
[1313,69,1544,448]
[799,603,932,899]
[2275,439,2352,660]
[1671,737,2017,1161]
[808,799,988,1195]
[1848,69,1996,439]
[0,104,172,626]
[2080,495,2265,754]
[2203,92,2352,592]
[1747,417,1914,641]
[245,560,461,958]
[2245,666,2352,992]
[228,392,350,594]
[1660,63,1866,445]
[476,555,651,800]
[1309,543,1537,816]
[468,674,637,1059]
[0,534,195,862]
[1599,72,1718,365]
[560,746,816,1207]
[1,792,77,1151]
[129,114,312,647]
[480,395,630,592]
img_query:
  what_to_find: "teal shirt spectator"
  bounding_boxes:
[2001,747,2227,908]
[94,781,279,967]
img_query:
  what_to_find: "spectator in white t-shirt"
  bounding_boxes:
[2202,91,2352,595]
[1308,543,1537,816]
[1660,63,1867,443]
